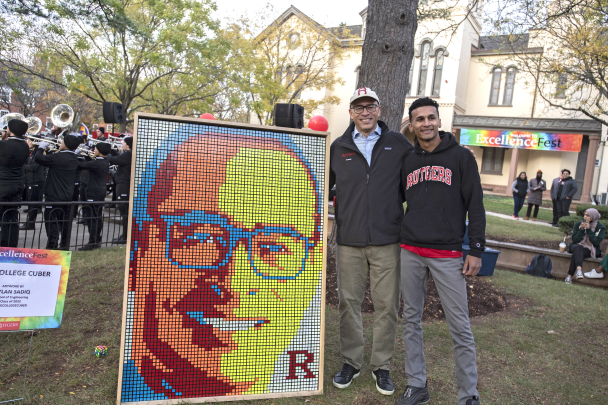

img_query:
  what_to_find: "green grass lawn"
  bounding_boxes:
[483,194,555,222]
[485,215,565,243]
[1,250,607,404]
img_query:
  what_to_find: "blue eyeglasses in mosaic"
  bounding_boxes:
[160,211,314,281]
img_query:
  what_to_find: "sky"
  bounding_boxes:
[214,0,370,28]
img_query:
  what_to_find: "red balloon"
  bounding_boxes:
[199,113,215,120]
[308,115,328,131]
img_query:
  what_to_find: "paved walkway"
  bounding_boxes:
[486,211,555,227]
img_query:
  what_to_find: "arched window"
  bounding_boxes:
[431,49,445,97]
[417,41,431,96]
[502,67,516,105]
[489,67,502,105]
[406,58,414,95]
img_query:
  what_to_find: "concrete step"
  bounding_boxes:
[486,240,607,289]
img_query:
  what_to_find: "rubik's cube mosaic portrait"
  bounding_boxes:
[117,114,328,404]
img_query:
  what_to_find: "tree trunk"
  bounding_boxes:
[357,0,419,132]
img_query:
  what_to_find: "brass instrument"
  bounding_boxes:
[50,104,74,129]
[25,117,43,135]
[87,137,120,150]
[0,112,26,128]
[76,147,96,158]
[25,135,61,147]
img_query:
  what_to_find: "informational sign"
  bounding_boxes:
[0,248,71,330]
[117,113,329,404]
[460,128,583,152]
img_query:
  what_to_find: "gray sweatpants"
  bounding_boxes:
[400,249,478,405]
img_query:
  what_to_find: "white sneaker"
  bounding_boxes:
[576,269,584,279]
[565,276,572,284]
[584,269,605,279]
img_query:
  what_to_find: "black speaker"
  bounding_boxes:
[103,102,126,124]
[273,103,304,129]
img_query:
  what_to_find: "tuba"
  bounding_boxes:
[50,104,74,129]
[0,112,26,128]
[25,116,43,135]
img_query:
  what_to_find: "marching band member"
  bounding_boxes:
[0,119,30,246]
[108,136,132,244]
[21,139,46,230]
[36,134,82,250]
[96,127,107,142]
[77,142,111,251]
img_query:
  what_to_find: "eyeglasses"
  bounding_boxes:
[160,211,314,281]
[350,104,379,114]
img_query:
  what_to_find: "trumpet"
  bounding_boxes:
[76,147,96,158]
[25,135,61,147]
[87,137,121,150]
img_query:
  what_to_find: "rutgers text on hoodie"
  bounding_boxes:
[400,131,486,257]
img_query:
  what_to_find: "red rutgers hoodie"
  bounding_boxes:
[400,131,486,257]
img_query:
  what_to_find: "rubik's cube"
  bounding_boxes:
[95,345,108,357]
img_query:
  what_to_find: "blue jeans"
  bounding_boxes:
[513,195,526,217]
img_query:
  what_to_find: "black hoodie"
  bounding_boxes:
[329,120,413,246]
[400,131,486,257]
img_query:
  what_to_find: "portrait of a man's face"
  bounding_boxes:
[119,118,327,403]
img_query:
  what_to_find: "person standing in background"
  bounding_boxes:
[550,171,563,226]
[77,142,111,251]
[525,170,546,221]
[511,171,529,220]
[96,127,107,142]
[108,136,132,244]
[556,169,578,221]
[0,120,31,246]
[21,139,46,230]
[35,135,82,250]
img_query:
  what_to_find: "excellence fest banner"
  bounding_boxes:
[0,248,71,330]
[460,128,583,152]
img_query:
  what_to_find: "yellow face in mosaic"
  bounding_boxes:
[128,134,322,400]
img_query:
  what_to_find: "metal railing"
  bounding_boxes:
[0,201,128,251]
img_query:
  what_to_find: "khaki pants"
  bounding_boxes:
[336,243,400,370]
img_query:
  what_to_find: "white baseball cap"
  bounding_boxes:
[350,87,380,105]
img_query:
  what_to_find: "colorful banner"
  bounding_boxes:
[0,248,71,330]
[460,128,583,152]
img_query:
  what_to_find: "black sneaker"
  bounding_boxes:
[372,369,394,395]
[332,363,360,389]
[394,382,430,405]
[466,396,480,405]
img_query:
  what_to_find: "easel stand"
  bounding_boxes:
[0,330,34,404]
